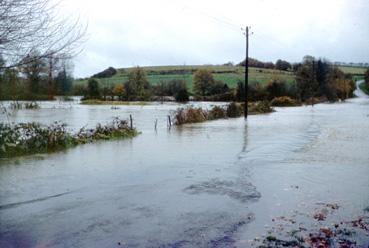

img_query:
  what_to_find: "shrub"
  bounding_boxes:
[226,102,243,118]
[113,84,125,100]
[175,88,189,102]
[174,107,207,125]
[265,79,288,100]
[24,102,40,109]
[0,118,137,158]
[270,96,301,107]
[248,81,268,101]
[249,101,274,114]
[208,106,226,120]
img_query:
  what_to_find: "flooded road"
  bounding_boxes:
[1,86,369,247]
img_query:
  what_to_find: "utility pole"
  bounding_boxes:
[242,26,250,119]
[311,59,315,106]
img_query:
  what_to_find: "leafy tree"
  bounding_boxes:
[328,67,355,100]
[296,56,319,101]
[124,67,150,100]
[175,88,189,102]
[86,78,100,99]
[209,81,229,95]
[193,69,215,96]
[113,84,125,100]
[55,67,73,95]
[265,78,287,100]
[275,59,291,71]
[101,86,112,101]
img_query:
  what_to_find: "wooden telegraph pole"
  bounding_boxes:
[243,26,250,119]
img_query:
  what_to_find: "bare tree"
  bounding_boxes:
[0,0,86,69]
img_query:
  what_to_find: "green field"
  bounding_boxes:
[338,66,367,75]
[75,65,296,92]
[75,65,366,93]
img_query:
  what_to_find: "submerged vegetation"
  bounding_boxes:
[174,102,273,125]
[270,96,301,107]
[9,101,40,110]
[0,118,138,158]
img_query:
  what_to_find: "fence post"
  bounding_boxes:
[167,115,171,128]
[129,114,133,129]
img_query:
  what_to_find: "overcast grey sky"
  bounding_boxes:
[62,0,369,77]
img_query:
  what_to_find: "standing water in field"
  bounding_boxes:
[0,86,369,247]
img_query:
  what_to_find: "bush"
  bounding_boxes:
[226,102,243,118]
[249,101,274,114]
[265,79,288,100]
[270,96,301,107]
[208,106,226,120]
[248,81,268,101]
[175,88,189,102]
[174,107,207,125]
[0,118,138,158]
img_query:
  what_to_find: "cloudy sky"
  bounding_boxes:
[62,0,369,77]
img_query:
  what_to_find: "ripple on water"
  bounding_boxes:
[183,178,261,203]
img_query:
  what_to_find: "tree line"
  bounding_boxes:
[82,56,357,104]
[0,53,73,100]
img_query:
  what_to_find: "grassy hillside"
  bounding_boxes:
[74,65,367,93]
[74,65,296,93]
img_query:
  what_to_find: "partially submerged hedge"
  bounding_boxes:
[0,118,138,158]
[174,102,273,125]
[270,96,301,107]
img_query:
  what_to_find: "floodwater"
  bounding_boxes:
[0,83,369,247]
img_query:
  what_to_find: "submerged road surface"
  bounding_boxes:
[1,88,369,247]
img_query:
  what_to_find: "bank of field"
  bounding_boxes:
[74,65,296,93]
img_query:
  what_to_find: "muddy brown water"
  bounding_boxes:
[1,85,369,247]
